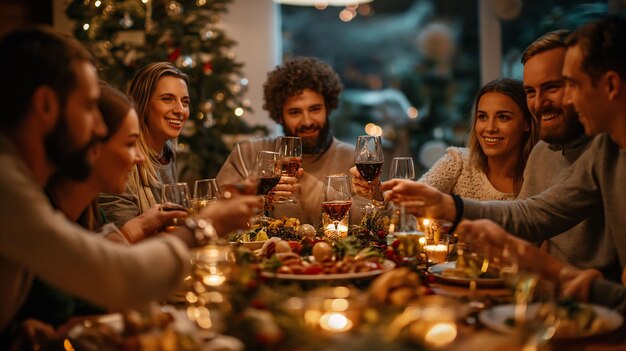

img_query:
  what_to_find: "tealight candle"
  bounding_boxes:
[424,244,449,263]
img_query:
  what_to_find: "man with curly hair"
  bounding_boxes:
[217,57,364,225]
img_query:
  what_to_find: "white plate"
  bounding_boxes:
[479,303,624,339]
[428,261,503,287]
[68,313,124,339]
[261,259,396,281]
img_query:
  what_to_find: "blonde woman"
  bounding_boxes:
[98,62,191,226]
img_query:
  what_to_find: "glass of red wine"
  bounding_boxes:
[275,136,302,204]
[354,135,384,209]
[253,151,281,218]
[322,175,352,240]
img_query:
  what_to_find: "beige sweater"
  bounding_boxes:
[0,136,190,332]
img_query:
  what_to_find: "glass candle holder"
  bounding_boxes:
[303,286,364,334]
[417,218,452,263]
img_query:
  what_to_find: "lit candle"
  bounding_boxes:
[424,244,449,263]
[319,312,353,332]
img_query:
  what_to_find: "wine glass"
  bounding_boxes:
[354,135,384,209]
[391,204,427,264]
[322,175,352,240]
[456,236,491,310]
[275,136,303,204]
[192,178,220,214]
[389,157,415,180]
[253,151,281,217]
[161,182,191,232]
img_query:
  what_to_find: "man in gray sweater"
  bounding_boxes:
[382,15,626,312]
[518,30,619,281]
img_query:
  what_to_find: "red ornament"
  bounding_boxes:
[167,47,181,62]
[203,61,213,74]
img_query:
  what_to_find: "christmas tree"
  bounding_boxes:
[66,0,267,180]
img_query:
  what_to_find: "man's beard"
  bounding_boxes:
[540,106,585,145]
[44,112,98,181]
[285,122,332,155]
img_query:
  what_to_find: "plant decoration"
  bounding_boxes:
[349,207,393,248]
[229,217,305,242]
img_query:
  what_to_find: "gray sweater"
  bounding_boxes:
[464,135,626,313]
[517,138,620,281]
[217,137,365,226]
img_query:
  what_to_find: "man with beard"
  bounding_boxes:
[519,30,620,281]
[0,26,259,340]
[218,57,364,225]
[381,16,626,312]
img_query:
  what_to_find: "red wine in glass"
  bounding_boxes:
[322,200,352,222]
[257,176,280,195]
[281,156,302,177]
[356,161,384,182]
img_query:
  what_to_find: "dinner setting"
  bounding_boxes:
[2,1,626,351]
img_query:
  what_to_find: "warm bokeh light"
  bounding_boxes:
[82,23,90,31]
[424,322,457,347]
[339,9,355,22]
[319,312,353,332]
[234,107,244,117]
[408,106,419,119]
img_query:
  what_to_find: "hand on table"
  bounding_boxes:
[120,204,187,243]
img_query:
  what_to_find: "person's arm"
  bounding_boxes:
[462,138,602,242]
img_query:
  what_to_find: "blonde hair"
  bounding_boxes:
[127,62,189,187]
[467,78,539,196]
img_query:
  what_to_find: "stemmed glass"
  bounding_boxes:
[456,236,491,310]
[321,175,352,240]
[391,204,427,264]
[354,135,384,208]
[275,136,303,204]
[192,178,220,214]
[389,157,415,180]
[253,151,282,217]
[497,244,559,350]
[161,182,191,232]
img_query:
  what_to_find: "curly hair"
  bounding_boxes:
[263,57,343,123]
[467,78,539,196]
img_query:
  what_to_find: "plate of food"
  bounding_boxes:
[479,301,623,339]
[229,218,316,251]
[261,259,396,281]
[428,261,503,287]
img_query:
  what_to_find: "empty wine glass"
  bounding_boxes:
[322,175,352,240]
[161,182,191,232]
[275,136,303,204]
[389,157,415,180]
[354,135,384,209]
[193,178,220,214]
[253,151,281,217]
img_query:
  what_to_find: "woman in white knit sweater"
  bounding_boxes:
[353,78,539,201]
[418,78,539,200]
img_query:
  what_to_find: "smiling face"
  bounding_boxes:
[523,47,583,145]
[562,44,613,137]
[282,89,328,153]
[145,75,190,150]
[475,92,529,162]
[93,108,144,193]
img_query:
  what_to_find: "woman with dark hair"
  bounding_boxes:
[418,77,539,199]
[98,62,191,226]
